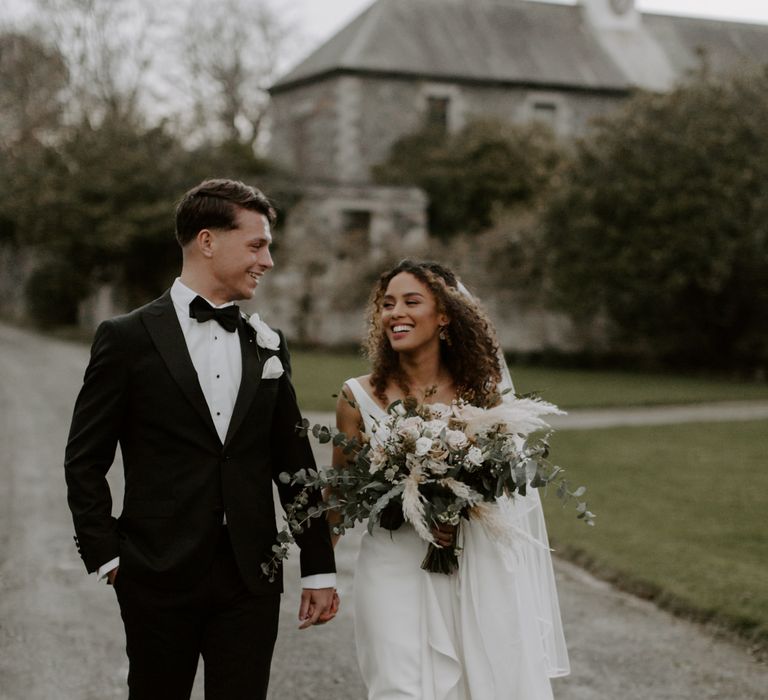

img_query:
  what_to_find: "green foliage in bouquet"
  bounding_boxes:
[262,393,594,582]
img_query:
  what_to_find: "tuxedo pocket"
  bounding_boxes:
[121,499,175,518]
[261,356,284,380]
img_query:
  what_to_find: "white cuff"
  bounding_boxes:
[97,557,120,581]
[300,573,336,589]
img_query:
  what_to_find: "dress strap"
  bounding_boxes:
[344,378,386,423]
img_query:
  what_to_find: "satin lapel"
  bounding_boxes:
[224,321,263,448]
[141,291,219,441]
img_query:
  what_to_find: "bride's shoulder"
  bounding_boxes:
[336,376,368,429]
[345,374,372,389]
[340,374,378,409]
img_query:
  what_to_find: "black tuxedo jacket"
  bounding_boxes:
[64,290,335,593]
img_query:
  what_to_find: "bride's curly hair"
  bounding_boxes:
[364,259,503,408]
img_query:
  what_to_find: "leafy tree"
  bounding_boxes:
[374,118,563,238]
[544,68,768,371]
[0,5,298,327]
[12,115,188,318]
[4,116,294,324]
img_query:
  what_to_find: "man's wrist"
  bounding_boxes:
[300,573,336,589]
[97,557,120,582]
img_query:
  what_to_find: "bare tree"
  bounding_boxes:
[33,0,163,125]
[176,0,293,149]
[0,30,68,149]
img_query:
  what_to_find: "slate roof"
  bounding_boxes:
[271,0,768,94]
[643,11,768,77]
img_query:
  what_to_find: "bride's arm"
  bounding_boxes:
[326,385,363,547]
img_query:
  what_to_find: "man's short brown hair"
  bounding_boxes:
[175,179,276,247]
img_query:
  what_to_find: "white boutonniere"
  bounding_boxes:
[261,355,284,379]
[247,313,280,351]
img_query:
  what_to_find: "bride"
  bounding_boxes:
[331,259,569,700]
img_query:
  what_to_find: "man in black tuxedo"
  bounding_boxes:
[64,179,337,700]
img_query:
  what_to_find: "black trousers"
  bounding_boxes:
[114,527,280,700]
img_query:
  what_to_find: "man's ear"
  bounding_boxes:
[196,228,215,258]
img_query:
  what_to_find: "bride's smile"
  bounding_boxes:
[382,272,449,351]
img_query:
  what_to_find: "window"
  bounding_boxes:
[532,102,558,129]
[425,96,450,131]
[338,210,371,259]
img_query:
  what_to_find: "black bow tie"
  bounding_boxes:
[189,295,240,332]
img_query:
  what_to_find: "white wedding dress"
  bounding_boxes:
[346,378,569,700]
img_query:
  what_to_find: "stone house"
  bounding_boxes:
[258,0,768,349]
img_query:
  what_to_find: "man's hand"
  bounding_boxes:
[298,587,339,630]
[106,566,119,586]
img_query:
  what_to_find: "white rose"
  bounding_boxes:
[368,445,387,473]
[424,419,448,437]
[399,416,423,430]
[397,416,423,441]
[444,429,469,450]
[466,446,483,466]
[398,426,421,441]
[415,437,432,456]
[248,313,280,350]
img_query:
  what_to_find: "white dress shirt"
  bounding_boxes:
[99,279,335,590]
[171,278,242,444]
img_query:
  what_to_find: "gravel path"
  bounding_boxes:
[0,322,766,700]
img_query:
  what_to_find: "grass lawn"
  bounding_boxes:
[541,420,768,646]
[290,350,369,411]
[290,350,768,412]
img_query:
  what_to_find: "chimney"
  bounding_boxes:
[581,0,640,30]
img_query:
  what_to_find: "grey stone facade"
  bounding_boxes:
[269,0,768,185]
[242,184,428,346]
[261,0,768,352]
[270,75,625,183]
[267,77,339,184]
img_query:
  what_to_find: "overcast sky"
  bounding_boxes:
[3,0,768,74]
[290,0,768,48]
[5,0,768,42]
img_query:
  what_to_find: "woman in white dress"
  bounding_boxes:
[332,260,569,700]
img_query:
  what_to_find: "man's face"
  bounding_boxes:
[208,208,274,302]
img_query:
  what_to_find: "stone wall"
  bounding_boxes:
[243,183,429,345]
[238,182,597,354]
[249,268,590,354]
[269,74,627,184]
[268,77,340,181]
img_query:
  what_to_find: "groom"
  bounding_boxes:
[64,178,337,699]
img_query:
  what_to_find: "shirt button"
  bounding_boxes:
[214,336,218,340]
[216,411,221,416]
[216,374,221,379]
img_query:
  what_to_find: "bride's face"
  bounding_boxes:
[381,272,449,353]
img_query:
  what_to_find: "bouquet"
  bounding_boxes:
[262,393,594,582]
